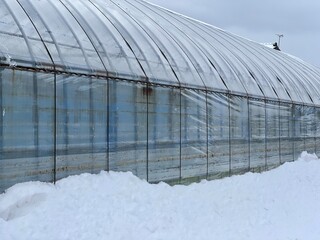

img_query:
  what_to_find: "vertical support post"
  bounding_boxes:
[32,72,39,159]
[316,107,320,156]
[179,87,182,182]
[53,74,57,183]
[89,77,94,172]
[106,78,110,172]
[205,91,209,179]
[303,105,306,151]
[278,102,282,164]
[0,69,3,162]
[228,94,231,177]
[146,82,149,182]
[314,106,317,155]
[264,100,267,170]
[292,104,296,161]
[247,98,251,171]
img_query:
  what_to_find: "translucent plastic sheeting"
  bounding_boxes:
[279,103,294,163]
[113,0,205,89]
[176,18,264,97]
[180,89,207,182]
[18,0,106,74]
[249,99,266,171]
[212,28,314,104]
[269,51,320,103]
[296,62,320,104]
[183,17,317,104]
[127,0,224,90]
[205,28,288,101]
[0,69,55,192]
[212,30,300,102]
[148,87,180,182]
[292,105,305,159]
[316,108,320,156]
[273,52,320,105]
[1,0,320,105]
[109,80,148,180]
[257,48,310,104]
[229,96,250,174]
[3,66,320,192]
[56,76,109,180]
[91,0,178,85]
[265,101,280,169]
[60,0,146,80]
[0,0,53,68]
[207,93,230,179]
[302,106,316,154]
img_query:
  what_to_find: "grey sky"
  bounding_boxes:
[146,0,320,68]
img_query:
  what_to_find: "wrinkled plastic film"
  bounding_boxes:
[108,80,148,180]
[55,76,109,179]
[249,99,266,171]
[292,105,305,159]
[279,103,294,163]
[148,87,180,182]
[92,0,178,85]
[0,0,53,68]
[0,69,55,191]
[180,89,207,182]
[119,0,207,89]
[316,108,320,156]
[303,106,316,154]
[229,96,250,174]
[265,101,280,169]
[207,93,230,179]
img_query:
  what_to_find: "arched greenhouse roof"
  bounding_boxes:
[1,0,320,104]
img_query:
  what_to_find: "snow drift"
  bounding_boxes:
[1,151,320,240]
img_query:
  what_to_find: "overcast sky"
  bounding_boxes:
[146,0,320,68]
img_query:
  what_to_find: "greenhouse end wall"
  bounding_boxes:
[1,67,320,192]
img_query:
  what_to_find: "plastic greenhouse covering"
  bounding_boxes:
[1,0,320,192]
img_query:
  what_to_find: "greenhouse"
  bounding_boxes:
[1,0,320,192]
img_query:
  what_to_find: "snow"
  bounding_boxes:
[1,152,320,240]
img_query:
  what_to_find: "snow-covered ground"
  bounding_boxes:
[1,152,320,240]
